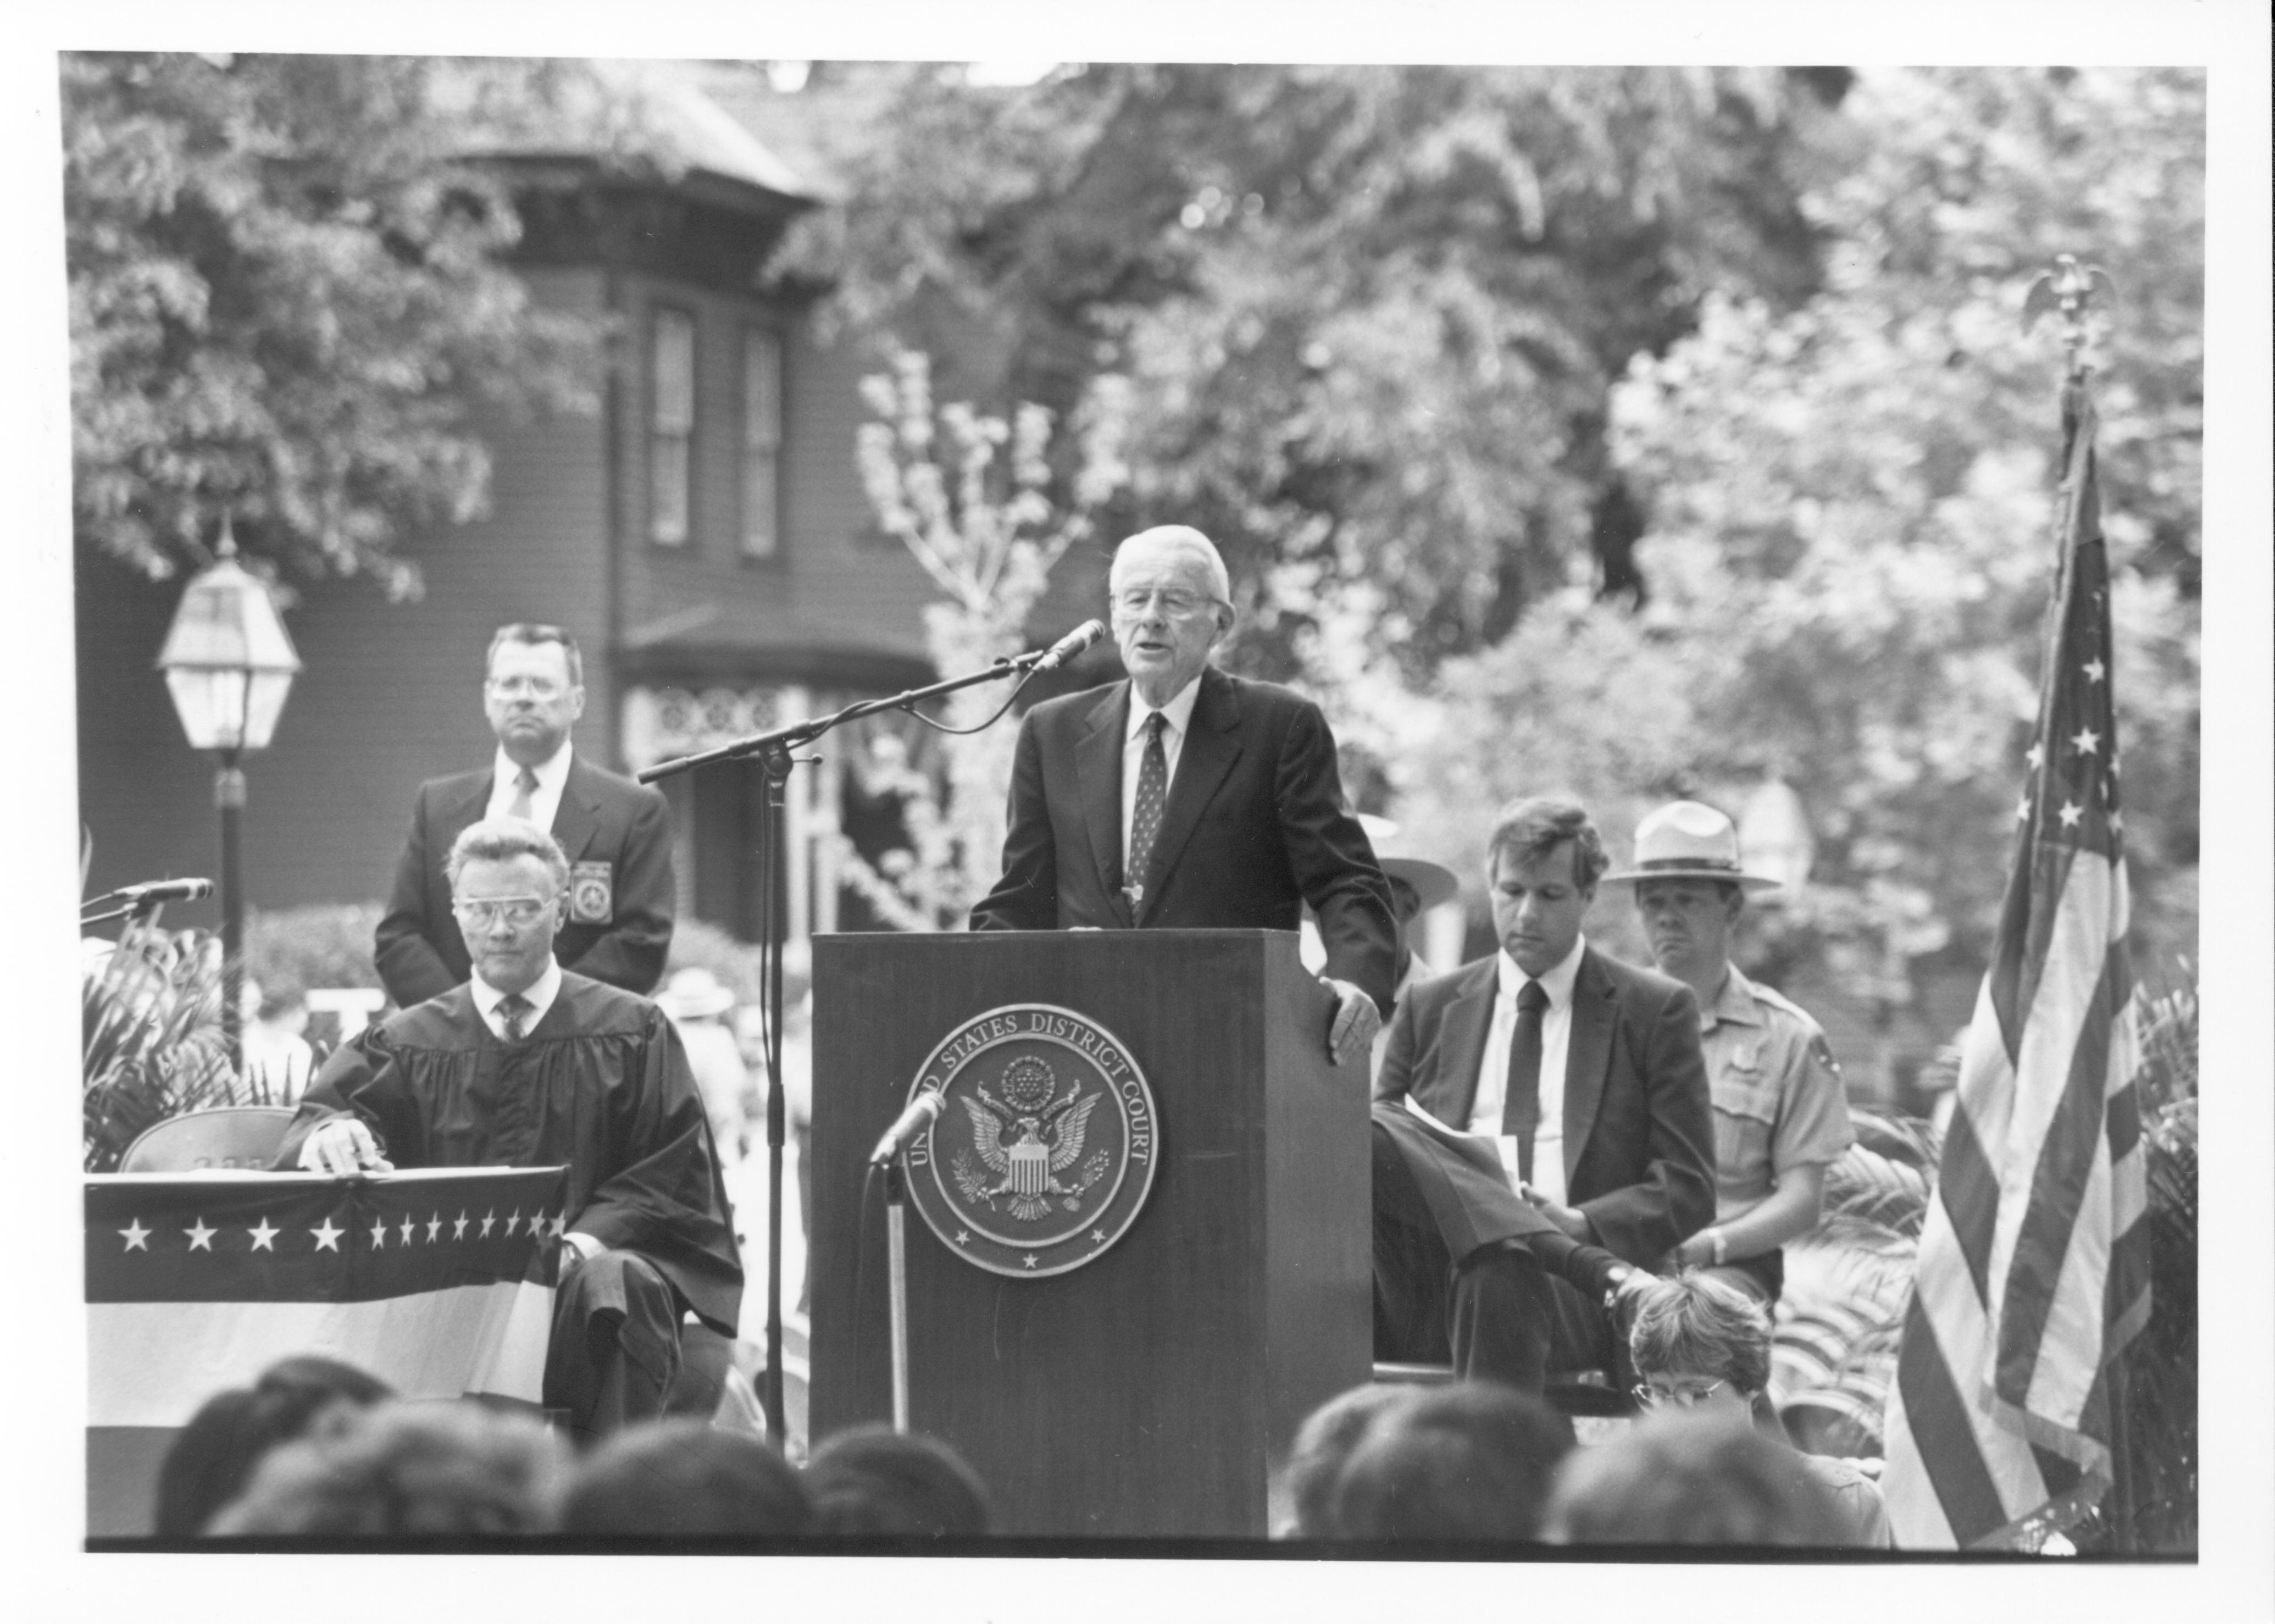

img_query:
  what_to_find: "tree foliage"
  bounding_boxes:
[835,351,1129,930]
[64,53,614,598]
[780,63,1841,677]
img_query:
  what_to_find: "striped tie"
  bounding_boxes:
[496,993,531,1043]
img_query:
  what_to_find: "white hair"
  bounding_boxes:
[1111,525,1233,607]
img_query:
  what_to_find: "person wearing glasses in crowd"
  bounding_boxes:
[970,525,1400,1066]
[1622,1272,1893,1547]
[282,818,740,1446]
[375,623,675,1009]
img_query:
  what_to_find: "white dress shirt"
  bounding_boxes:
[485,739,573,832]
[1119,675,1203,864]
[1465,933,1588,1205]
[469,957,563,1041]
[469,957,599,1257]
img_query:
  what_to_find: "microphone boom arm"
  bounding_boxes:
[639,644,1070,785]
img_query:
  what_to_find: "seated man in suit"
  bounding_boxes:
[969,525,1400,1066]
[375,623,674,1009]
[1370,796,1716,1394]
[284,817,739,1445]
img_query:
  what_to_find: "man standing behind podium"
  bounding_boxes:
[1370,797,1716,1394]
[970,525,1399,1066]
[375,624,674,1008]
[282,818,739,1443]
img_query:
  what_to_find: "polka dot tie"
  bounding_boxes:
[496,993,531,1043]
[1125,711,1169,909]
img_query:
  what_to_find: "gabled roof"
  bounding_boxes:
[448,58,820,212]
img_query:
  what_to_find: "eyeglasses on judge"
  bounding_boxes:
[1109,586,1224,619]
[451,895,556,929]
[1631,1378,1727,1410]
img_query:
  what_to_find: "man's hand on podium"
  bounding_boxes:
[298,1117,395,1176]
[1323,978,1383,1068]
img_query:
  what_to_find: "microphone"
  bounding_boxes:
[1030,619,1107,673]
[117,878,215,904]
[868,1087,947,1167]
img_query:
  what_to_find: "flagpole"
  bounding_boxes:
[1880,254,2148,1551]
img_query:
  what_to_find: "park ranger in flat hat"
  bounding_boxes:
[1602,800,1854,1304]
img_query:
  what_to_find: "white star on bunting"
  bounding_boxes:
[2025,742,2045,772]
[505,1209,521,1237]
[397,1215,415,1245]
[2082,657,2105,683]
[453,1212,470,1240]
[2070,727,2100,756]
[369,1217,388,1249]
[2058,801,2084,829]
[480,1210,497,1238]
[185,1218,216,1251]
[248,1217,279,1252]
[1022,1253,1039,1270]
[2016,797,2032,823]
[311,1217,343,1252]
[955,1231,970,1246]
[1090,1228,1107,1243]
[119,1219,150,1252]
[426,1213,443,1243]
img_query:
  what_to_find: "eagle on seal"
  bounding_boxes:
[953,1059,1110,1221]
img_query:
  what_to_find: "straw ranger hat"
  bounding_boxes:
[1601,800,1782,892]
[1357,814,1461,914]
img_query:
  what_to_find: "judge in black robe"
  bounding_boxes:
[279,821,740,1444]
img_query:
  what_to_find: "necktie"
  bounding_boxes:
[507,767,538,823]
[1125,711,1169,909]
[1500,979,1551,1180]
[496,993,532,1043]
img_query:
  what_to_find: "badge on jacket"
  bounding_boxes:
[569,861,614,924]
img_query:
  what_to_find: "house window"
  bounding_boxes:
[741,328,783,559]
[649,307,696,546]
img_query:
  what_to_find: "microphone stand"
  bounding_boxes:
[884,1160,912,1433]
[639,651,1049,1448]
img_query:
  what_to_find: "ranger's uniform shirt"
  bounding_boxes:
[1700,964,1852,1224]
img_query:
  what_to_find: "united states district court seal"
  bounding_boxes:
[902,1004,1159,1278]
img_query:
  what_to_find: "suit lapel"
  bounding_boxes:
[1133,667,1242,925]
[1075,685,1133,927]
[1561,946,1617,1181]
[1434,957,1500,1126]
[439,772,492,846]
[550,757,601,862]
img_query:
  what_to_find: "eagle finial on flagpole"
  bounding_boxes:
[2022,253,2118,381]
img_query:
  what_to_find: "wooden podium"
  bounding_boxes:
[809,929,1370,1538]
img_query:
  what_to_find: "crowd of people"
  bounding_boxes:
[159,1355,992,1542]
[136,528,1893,1549]
[157,1265,1886,1548]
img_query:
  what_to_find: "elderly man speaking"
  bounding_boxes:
[970,524,1400,1065]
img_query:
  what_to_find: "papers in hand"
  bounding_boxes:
[1399,1096,1525,1194]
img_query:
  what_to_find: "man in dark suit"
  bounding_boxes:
[1370,796,1716,1394]
[375,623,675,1008]
[969,525,1399,1066]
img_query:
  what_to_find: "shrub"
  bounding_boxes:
[244,902,386,993]
[83,924,240,1172]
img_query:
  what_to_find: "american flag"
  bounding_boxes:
[1879,379,2150,1547]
